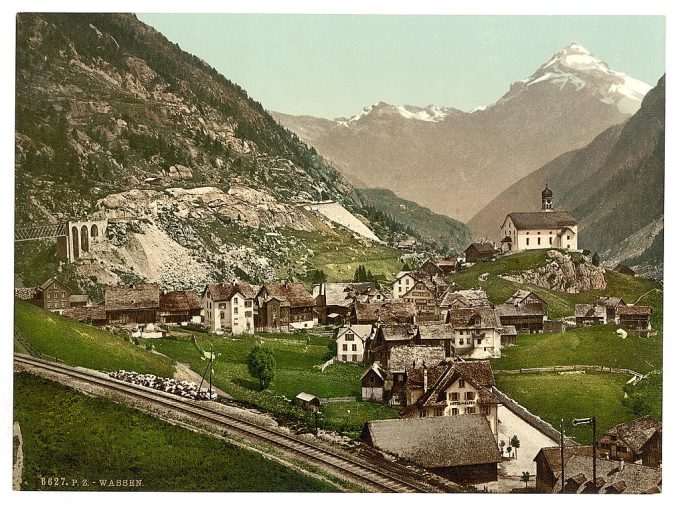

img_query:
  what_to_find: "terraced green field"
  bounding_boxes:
[14,373,338,492]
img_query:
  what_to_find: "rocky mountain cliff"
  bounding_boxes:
[468,75,665,278]
[16,13,456,289]
[274,43,650,222]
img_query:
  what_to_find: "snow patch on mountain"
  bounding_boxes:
[305,201,380,242]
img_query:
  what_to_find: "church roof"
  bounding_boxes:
[504,211,577,230]
[542,185,553,198]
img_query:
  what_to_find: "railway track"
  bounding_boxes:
[14,354,439,493]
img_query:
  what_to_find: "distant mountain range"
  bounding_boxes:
[273,43,652,222]
[468,75,665,278]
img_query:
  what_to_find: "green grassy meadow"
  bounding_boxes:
[14,373,338,492]
[14,300,175,377]
[495,372,639,444]
[492,324,662,373]
[151,333,399,435]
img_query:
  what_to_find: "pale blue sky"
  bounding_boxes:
[137,14,665,118]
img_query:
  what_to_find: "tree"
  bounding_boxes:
[309,269,326,284]
[521,471,531,488]
[499,440,506,456]
[511,435,521,458]
[246,343,276,390]
[592,252,600,266]
[506,446,512,457]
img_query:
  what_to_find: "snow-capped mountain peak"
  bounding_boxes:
[336,102,452,126]
[524,42,652,114]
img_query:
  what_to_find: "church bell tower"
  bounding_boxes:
[542,185,553,212]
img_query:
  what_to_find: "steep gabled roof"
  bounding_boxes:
[387,345,445,373]
[364,415,501,468]
[465,242,496,254]
[506,289,546,306]
[505,211,577,230]
[533,446,593,480]
[105,284,160,312]
[353,301,416,323]
[574,304,607,319]
[554,455,661,494]
[38,277,69,291]
[606,416,661,454]
[205,282,255,301]
[160,290,202,312]
[336,324,373,342]
[260,282,315,308]
[595,296,627,309]
[417,323,455,341]
[495,303,546,318]
[440,288,492,309]
[616,305,652,317]
[378,323,417,342]
[449,307,499,328]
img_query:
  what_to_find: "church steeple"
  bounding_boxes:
[542,184,553,212]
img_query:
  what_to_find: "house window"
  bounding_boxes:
[234,307,238,314]
[47,303,51,308]
[434,408,444,416]
[465,391,475,401]
[47,293,51,299]
[617,446,628,453]
[245,300,252,308]
[219,303,226,309]
[466,338,471,345]
[342,344,347,351]
[346,333,354,341]
[352,344,357,351]
[233,297,239,305]
[342,354,347,361]
[459,379,465,388]
[352,354,357,362]
[448,392,459,401]
[420,410,428,418]
[477,339,482,345]
[451,407,459,415]
[526,238,530,246]
[549,237,553,244]
[567,236,571,240]
[466,406,476,414]
[245,311,252,318]
[458,338,464,345]
[398,287,402,293]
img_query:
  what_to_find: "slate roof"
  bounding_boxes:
[533,446,594,480]
[418,323,455,341]
[105,284,160,312]
[312,282,377,307]
[160,290,202,312]
[387,345,445,373]
[449,307,500,329]
[39,277,67,291]
[500,325,517,336]
[605,416,661,454]
[574,304,607,319]
[14,287,39,300]
[596,297,627,309]
[505,289,546,306]
[378,323,418,342]
[361,363,386,382]
[616,305,652,317]
[465,242,496,254]
[554,455,661,494]
[495,303,545,318]
[505,211,577,230]
[364,415,501,468]
[69,294,91,304]
[353,301,416,323]
[260,283,315,308]
[62,306,107,322]
[205,282,255,301]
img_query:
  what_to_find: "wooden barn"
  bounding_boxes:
[159,290,202,325]
[464,242,496,263]
[104,283,160,325]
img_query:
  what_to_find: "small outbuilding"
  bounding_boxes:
[295,392,320,412]
[464,242,496,263]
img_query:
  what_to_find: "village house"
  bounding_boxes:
[595,296,627,322]
[435,257,460,275]
[159,290,202,325]
[416,322,456,356]
[203,282,255,335]
[361,363,387,402]
[553,455,661,494]
[401,359,500,436]
[335,324,373,363]
[419,259,443,277]
[615,305,652,335]
[376,345,447,405]
[349,301,416,326]
[448,307,502,358]
[362,415,501,485]
[464,242,497,263]
[312,282,385,324]
[392,270,430,299]
[500,185,578,253]
[499,325,518,346]
[533,446,594,493]
[15,277,72,314]
[598,416,662,468]
[104,283,160,325]
[574,303,607,327]
[256,282,316,331]
[366,323,418,365]
[439,288,493,320]
[295,392,320,412]
[401,280,439,322]
[506,289,549,315]
[68,294,93,308]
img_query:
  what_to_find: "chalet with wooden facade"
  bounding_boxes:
[336,324,373,363]
[203,282,255,335]
[401,280,439,322]
[464,242,496,263]
[401,359,500,436]
[598,416,662,468]
[380,345,446,405]
[613,264,637,276]
[362,415,501,485]
[367,324,418,365]
[159,290,202,325]
[312,282,385,324]
[595,296,627,322]
[439,289,493,320]
[416,322,456,356]
[615,305,652,335]
[104,283,160,325]
[553,455,661,494]
[506,290,548,315]
[574,303,607,327]
[361,363,387,402]
[256,283,316,331]
[533,446,593,493]
[448,307,502,358]
[500,325,518,346]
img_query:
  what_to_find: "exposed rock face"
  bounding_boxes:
[167,164,192,181]
[502,250,606,293]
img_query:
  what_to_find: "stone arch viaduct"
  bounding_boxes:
[15,219,109,263]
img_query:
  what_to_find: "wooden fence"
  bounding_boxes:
[494,364,644,379]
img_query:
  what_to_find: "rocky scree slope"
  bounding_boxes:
[15,13,414,289]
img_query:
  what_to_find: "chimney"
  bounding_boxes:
[619,460,625,472]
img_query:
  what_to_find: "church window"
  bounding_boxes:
[526,238,530,246]
[538,237,541,245]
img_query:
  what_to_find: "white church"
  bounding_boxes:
[500,185,578,253]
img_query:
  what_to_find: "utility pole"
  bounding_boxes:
[573,416,597,493]
[209,346,213,400]
[560,419,565,493]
